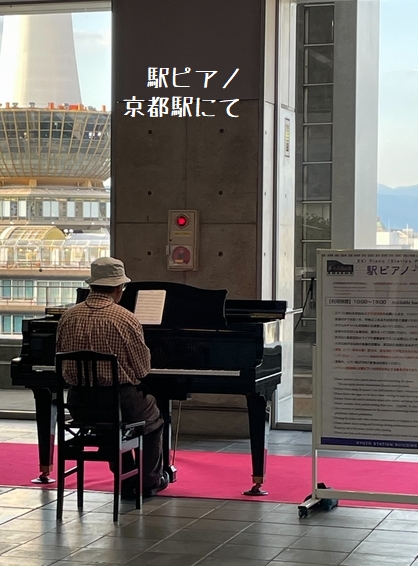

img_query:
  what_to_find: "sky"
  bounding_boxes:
[378,0,418,188]
[0,2,416,188]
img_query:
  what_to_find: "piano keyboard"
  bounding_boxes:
[32,365,240,377]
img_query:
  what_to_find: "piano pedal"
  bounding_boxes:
[243,483,268,496]
[32,473,55,484]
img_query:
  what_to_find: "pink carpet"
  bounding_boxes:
[2,443,418,508]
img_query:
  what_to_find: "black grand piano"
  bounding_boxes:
[11,281,287,495]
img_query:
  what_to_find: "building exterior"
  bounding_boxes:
[0,12,110,335]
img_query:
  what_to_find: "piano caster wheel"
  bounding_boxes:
[32,473,55,484]
[243,483,268,496]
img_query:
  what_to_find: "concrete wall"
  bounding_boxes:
[111,0,296,435]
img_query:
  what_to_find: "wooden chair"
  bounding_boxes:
[55,350,145,522]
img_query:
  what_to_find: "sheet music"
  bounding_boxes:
[134,290,166,325]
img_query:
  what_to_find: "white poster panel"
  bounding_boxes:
[319,250,418,450]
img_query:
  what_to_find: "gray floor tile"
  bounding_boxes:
[228,532,297,548]
[273,548,349,564]
[148,539,220,555]
[375,518,418,532]
[186,518,254,532]
[353,541,418,557]
[210,543,282,561]
[305,526,372,540]
[86,536,161,551]
[167,527,234,544]
[341,554,415,566]
[124,553,203,566]
[59,548,141,564]
[0,558,57,566]
[1,545,74,560]
[289,535,360,553]
[199,558,270,566]
[244,522,313,536]
[147,505,212,519]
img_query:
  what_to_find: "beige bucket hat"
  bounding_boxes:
[85,257,131,287]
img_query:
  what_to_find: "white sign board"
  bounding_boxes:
[318,249,418,451]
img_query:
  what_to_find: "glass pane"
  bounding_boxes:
[51,201,59,217]
[106,202,111,218]
[305,46,334,84]
[306,5,334,45]
[13,316,23,333]
[305,125,332,162]
[2,316,11,333]
[2,280,11,299]
[91,202,99,217]
[3,200,10,217]
[67,201,75,217]
[25,280,34,299]
[43,201,51,217]
[303,241,331,273]
[303,164,332,200]
[303,203,331,240]
[83,201,91,218]
[18,200,27,217]
[304,85,333,123]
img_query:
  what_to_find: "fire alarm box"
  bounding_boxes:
[167,210,199,271]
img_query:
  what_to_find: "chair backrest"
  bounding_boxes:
[56,350,120,426]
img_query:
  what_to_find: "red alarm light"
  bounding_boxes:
[175,214,189,228]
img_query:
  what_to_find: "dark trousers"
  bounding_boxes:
[68,384,164,488]
[122,422,164,489]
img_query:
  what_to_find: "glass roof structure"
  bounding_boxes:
[0,107,110,180]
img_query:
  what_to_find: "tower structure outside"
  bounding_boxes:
[0,10,110,342]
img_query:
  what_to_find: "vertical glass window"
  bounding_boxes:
[3,200,10,217]
[2,316,12,334]
[305,5,334,44]
[25,280,34,299]
[18,200,27,217]
[1,280,12,299]
[51,201,59,217]
[37,281,47,305]
[13,280,25,299]
[106,202,111,218]
[83,201,91,218]
[43,200,51,217]
[91,202,99,217]
[13,316,23,333]
[67,201,76,217]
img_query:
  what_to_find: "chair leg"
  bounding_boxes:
[113,451,121,522]
[135,440,142,510]
[77,459,84,510]
[56,449,65,520]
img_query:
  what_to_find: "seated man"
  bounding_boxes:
[56,256,168,498]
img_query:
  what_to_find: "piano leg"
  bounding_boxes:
[243,393,270,496]
[31,388,57,484]
[157,398,177,482]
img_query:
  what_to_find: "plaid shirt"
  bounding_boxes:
[56,292,151,386]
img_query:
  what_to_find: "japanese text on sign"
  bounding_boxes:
[124,67,240,118]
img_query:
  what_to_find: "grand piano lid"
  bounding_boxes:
[225,299,287,323]
[77,281,228,330]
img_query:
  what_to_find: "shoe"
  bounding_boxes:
[143,471,169,498]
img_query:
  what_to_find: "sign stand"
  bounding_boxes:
[298,249,418,517]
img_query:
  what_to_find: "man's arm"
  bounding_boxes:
[125,318,151,378]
